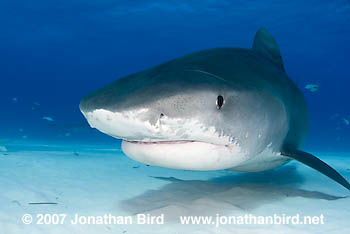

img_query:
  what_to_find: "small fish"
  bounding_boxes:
[22,135,28,139]
[305,84,319,92]
[343,118,349,126]
[65,132,71,137]
[34,102,40,106]
[0,146,7,152]
[43,116,54,122]
[12,97,18,102]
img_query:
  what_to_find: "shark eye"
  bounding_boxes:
[216,95,224,109]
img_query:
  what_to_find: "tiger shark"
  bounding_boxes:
[80,28,350,191]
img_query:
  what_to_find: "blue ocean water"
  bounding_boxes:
[1,3,350,234]
[1,0,349,151]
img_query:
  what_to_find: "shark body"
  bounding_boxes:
[80,28,350,191]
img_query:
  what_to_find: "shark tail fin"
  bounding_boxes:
[281,149,350,191]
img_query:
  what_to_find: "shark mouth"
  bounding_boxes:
[81,108,246,170]
[125,140,197,144]
[124,140,232,146]
[121,139,243,171]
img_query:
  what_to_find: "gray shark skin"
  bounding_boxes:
[80,28,350,191]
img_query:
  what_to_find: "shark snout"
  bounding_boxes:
[80,92,172,142]
[79,84,171,135]
[79,97,91,114]
[80,107,160,140]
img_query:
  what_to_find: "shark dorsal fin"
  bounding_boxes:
[253,27,285,72]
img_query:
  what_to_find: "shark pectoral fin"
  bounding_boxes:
[253,27,285,72]
[281,149,350,191]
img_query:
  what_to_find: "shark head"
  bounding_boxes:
[79,29,297,171]
[80,62,290,170]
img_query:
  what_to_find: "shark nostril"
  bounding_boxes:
[160,113,164,118]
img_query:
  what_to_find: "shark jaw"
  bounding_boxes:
[81,108,287,171]
[80,108,252,170]
[121,139,243,171]
[121,140,287,172]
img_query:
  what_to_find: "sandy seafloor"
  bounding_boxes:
[0,141,349,234]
